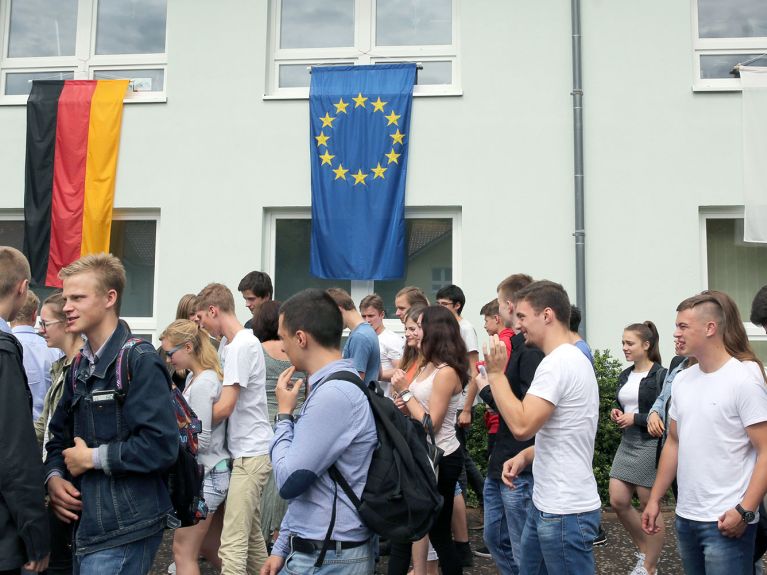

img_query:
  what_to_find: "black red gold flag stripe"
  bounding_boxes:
[23,79,129,287]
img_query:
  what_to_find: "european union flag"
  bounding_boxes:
[309,63,416,280]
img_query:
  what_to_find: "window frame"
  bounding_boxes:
[0,208,161,343]
[262,205,462,332]
[691,0,767,92]
[699,206,766,341]
[0,0,168,105]
[264,0,462,99]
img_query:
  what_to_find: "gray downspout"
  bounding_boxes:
[571,0,586,338]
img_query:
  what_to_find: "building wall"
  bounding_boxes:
[0,0,758,364]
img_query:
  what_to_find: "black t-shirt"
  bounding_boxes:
[480,332,544,480]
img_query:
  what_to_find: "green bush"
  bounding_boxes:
[464,348,624,508]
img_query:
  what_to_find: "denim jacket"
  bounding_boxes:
[45,322,179,556]
[614,362,666,440]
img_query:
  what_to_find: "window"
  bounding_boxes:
[264,207,460,325]
[0,0,168,104]
[693,0,767,91]
[0,210,160,342]
[266,0,461,98]
[702,208,767,361]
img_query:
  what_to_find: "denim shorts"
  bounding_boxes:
[203,467,230,513]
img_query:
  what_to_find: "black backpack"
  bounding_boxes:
[317,371,443,564]
[71,338,208,527]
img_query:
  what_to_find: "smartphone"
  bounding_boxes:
[478,364,488,379]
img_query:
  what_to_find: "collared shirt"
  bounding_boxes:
[269,358,377,557]
[12,325,62,419]
[0,316,11,333]
[81,331,114,376]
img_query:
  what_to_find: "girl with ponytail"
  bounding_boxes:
[609,321,667,575]
[161,319,229,575]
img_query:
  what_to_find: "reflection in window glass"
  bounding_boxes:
[706,218,767,320]
[8,0,78,57]
[4,71,74,96]
[700,54,767,79]
[280,0,354,49]
[274,219,351,300]
[377,0,452,46]
[93,69,165,91]
[95,0,167,55]
[374,219,452,317]
[278,62,353,88]
[698,0,767,38]
[417,61,452,85]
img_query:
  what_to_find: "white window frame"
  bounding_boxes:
[0,0,168,105]
[0,208,161,342]
[699,206,766,341]
[262,205,462,332]
[691,0,767,92]
[264,0,462,99]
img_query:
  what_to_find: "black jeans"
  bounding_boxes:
[387,449,464,575]
[455,416,485,501]
[45,505,73,575]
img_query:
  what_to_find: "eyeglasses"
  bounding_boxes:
[39,319,63,330]
[166,344,185,358]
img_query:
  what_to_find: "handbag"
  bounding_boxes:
[421,414,444,470]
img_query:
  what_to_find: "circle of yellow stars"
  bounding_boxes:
[314,93,405,186]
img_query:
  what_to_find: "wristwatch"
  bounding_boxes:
[399,390,413,403]
[274,413,294,424]
[736,504,756,524]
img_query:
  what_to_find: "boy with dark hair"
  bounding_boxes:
[261,289,377,575]
[0,246,49,574]
[481,298,513,357]
[485,279,600,574]
[197,282,272,574]
[46,253,177,573]
[568,305,594,364]
[751,285,767,332]
[238,271,273,328]
[360,293,403,397]
[327,288,381,383]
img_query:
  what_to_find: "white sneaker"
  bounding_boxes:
[629,552,646,575]
[167,563,176,574]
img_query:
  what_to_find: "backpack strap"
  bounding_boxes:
[70,353,83,394]
[115,337,143,397]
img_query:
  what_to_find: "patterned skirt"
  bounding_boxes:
[609,425,659,488]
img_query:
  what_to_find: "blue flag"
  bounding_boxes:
[310,63,416,280]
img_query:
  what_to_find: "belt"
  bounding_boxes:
[290,535,369,554]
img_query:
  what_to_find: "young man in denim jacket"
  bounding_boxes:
[45,254,178,574]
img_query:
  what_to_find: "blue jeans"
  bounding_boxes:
[675,515,757,575]
[483,475,533,575]
[519,505,599,575]
[74,532,163,575]
[280,539,374,574]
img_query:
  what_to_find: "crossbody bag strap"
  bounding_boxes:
[315,475,339,568]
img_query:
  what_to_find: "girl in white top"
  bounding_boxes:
[161,320,230,575]
[390,305,468,575]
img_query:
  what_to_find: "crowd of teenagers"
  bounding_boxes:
[2,244,767,575]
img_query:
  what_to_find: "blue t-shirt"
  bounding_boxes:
[574,338,594,365]
[343,322,381,383]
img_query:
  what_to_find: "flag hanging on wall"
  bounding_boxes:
[309,63,416,280]
[24,79,129,287]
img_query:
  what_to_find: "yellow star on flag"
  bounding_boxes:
[319,112,336,128]
[352,169,368,185]
[352,93,368,108]
[385,149,401,164]
[319,150,335,166]
[371,163,387,179]
[315,132,330,147]
[385,110,400,126]
[390,129,405,145]
[334,98,349,114]
[371,97,388,112]
[333,164,349,180]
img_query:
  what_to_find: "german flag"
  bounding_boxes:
[23,79,129,287]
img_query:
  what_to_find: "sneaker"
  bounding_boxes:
[593,526,607,546]
[473,545,491,558]
[167,563,176,575]
[629,552,646,575]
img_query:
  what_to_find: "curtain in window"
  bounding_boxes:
[741,66,767,243]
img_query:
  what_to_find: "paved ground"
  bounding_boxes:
[150,508,684,574]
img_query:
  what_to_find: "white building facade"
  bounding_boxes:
[0,0,765,362]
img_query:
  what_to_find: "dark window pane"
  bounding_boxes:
[109,220,156,317]
[374,218,452,317]
[700,54,767,79]
[5,71,74,96]
[274,219,351,300]
[93,69,165,91]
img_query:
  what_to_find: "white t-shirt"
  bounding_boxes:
[378,328,404,397]
[669,357,767,521]
[618,370,648,415]
[458,317,479,353]
[526,343,601,514]
[219,329,273,458]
